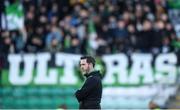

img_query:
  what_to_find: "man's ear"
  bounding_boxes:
[90,63,94,68]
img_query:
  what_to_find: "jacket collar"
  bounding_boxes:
[84,70,99,78]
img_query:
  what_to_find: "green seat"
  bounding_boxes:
[65,96,78,109]
[65,96,78,105]
[27,97,41,108]
[39,97,53,108]
[39,96,64,109]
[15,98,28,107]
[2,97,14,109]
[0,97,2,105]
[26,87,40,96]
[67,104,78,109]
[0,89,3,96]
[13,87,26,97]
[3,87,12,96]
[39,87,51,96]
[53,96,65,108]
[63,88,76,95]
[51,88,66,96]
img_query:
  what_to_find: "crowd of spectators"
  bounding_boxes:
[0,0,179,56]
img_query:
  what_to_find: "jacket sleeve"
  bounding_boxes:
[75,77,98,102]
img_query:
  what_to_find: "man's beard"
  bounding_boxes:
[82,66,90,75]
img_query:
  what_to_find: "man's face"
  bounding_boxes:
[80,59,90,75]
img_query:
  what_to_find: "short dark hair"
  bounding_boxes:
[80,56,96,67]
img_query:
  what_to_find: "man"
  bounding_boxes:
[75,56,102,109]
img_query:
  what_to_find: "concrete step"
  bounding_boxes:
[167,101,180,109]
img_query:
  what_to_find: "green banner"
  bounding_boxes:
[2,53,179,86]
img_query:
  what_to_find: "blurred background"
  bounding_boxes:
[0,0,180,109]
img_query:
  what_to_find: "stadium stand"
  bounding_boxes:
[1,0,180,109]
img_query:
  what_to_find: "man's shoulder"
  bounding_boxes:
[87,74,101,83]
[86,71,102,81]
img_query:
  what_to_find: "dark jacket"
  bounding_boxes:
[75,71,102,109]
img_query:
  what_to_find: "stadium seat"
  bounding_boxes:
[2,87,12,96]
[2,97,14,109]
[39,87,52,96]
[12,87,26,97]
[53,96,66,108]
[51,88,67,96]
[64,96,78,109]
[15,98,28,109]
[39,97,55,108]
[27,97,41,108]
[0,89,3,95]
[62,87,77,96]
[26,87,40,96]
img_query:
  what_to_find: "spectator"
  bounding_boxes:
[45,25,63,53]
[11,30,25,53]
[114,19,129,52]
[137,19,155,52]
[1,0,178,55]
[24,26,45,53]
[0,31,13,54]
[126,24,138,53]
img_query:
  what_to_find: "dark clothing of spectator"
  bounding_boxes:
[137,30,156,52]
